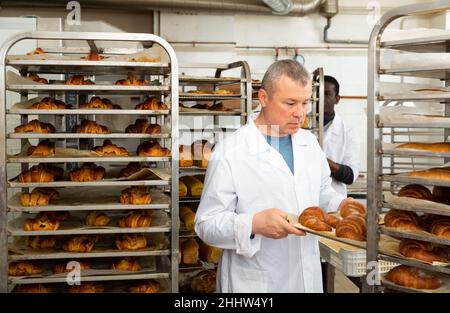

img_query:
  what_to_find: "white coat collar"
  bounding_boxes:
[246,112,311,155]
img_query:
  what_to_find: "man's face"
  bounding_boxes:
[258,75,312,136]
[324,81,339,116]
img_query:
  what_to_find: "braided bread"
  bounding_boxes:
[339,201,366,218]
[135,97,168,110]
[432,186,450,205]
[111,257,141,272]
[92,139,129,156]
[63,235,98,253]
[18,164,62,183]
[68,283,104,293]
[430,218,450,239]
[118,211,152,228]
[23,214,60,231]
[179,145,193,167]
[8,261,43,276]
[119,186,152,205]
[69,163,105,182]
[85,211,110,226]
[15,119,55,133]
[384,209,424,232]
[299,207,332,231]
[31,97,66,109]
[28,73,48,84]
[129,280,161,293]
[398,184,433,201]
[399,239,449,263]
[72,119,111,134]
[79,97,118,109]
[137,141,171,157]
[115,234,147,250]
[15,284,52,293]
[27,236,57,249]
[53,261,90,274]
[125,119,161,134]
[386,265,442,290]
[115,73,146,86]
[335,214,367,241]
[65,75,95,85]
[27,140,55,157]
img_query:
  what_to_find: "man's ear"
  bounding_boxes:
[336,95,340,104]
[258,88,268,108]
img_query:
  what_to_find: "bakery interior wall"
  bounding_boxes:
[0,0,447,177]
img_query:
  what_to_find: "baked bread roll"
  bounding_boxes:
[137,141,170,157]
[68,283,104,293]
[118,211,152,228]
[399,239,449,263]
[35,210,70,222]
[125,119,161,134]
[23,214,60,231]
[63,235,98,253]
[299,207,332,231]
[432,186,450,205]
[409,168,450,182]
[69,163,105,182]
[27,47,45,55]
[181,239,199,264]
[190,270,216,293]
[111,257,141,272]
[430,218,450,239]
[15,119,55,133]
[27,140,55,157]
[384,209,424,232]
[28,73,48,84]
[115,234,147,250]
[119,162,147,178]
[324,214,341,228]
[31,97,67,109]
[81,50,105,61]
[18,164,63,183]
[179,145,193,167]
[115,73,146,86]
[92,139,128,156]
[85,211,110,226]
[180,176,203,197]
[65,75,95,85]
[20,187,59,206]
[135,97,168,110]
[386,265,442,290]
[53,261,90,274]
[398,184,433,201]
[8,261,43,276]
[15,284,52,293]
[79,96,119,109]
[397,142,450,153]
[335,214,367,241]
[119,186,152,205]
[27,236,57,249]
[191,140,214,168]
[72,119,111,134]
[180,206,196,231]
[129,280,161,293]
[179,180,188,197]
[199,241,222,263]
[339,201,366,218]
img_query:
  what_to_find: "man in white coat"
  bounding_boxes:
[195,60,363,293]
[322,75,360,196]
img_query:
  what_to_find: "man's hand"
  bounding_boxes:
[252,208,306,239]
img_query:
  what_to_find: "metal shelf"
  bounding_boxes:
[179,93,241,101]
[381,148,450,159]
[7,109,169,115]
[8,179,170,188]
[379,254,450,276]
[381,174,450,187]
[378,121,450,129]
[383,202,450,218]
[7,59,170,75]
[381,35,450,53]
[179,76,241,84]
[7,155,171,164]
[380,66,450,80]
[180,110,245,116]
[6,84,169,95]
[379,226,450,246]
[379,92,450,101]
[8,133,170,139]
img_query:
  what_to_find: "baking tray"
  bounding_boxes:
[8,210,170,236]
[381,173,450,188]
[383,191,450,216]
[381,273,450,293]
[381,142,450,159]
[380,226,450,246]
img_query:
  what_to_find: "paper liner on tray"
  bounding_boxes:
[383,191,450,214]
[381,273,450,293]
[7,71,48,85]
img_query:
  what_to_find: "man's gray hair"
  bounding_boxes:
[261,59,310,97]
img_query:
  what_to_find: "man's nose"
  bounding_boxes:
[293,103,304,117]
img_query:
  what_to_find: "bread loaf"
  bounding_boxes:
[399,239,449,263]
[409,168,450,182]
[398,184,433,201]
[179,145,193,167]
[397,142,450,153]
[180,206,196,231]
[199,241,222,263]
[181,239,199,264]
[190,270,216,293]
[386,265,442,290]
[180,176,203,197]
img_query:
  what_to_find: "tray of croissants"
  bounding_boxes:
[8,209,169,235]
[8,232,168,256]
[12,278,170,293]
[288,202,369,249]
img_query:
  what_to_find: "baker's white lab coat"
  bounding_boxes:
[323,114,360,196]
[195,116,346,293]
